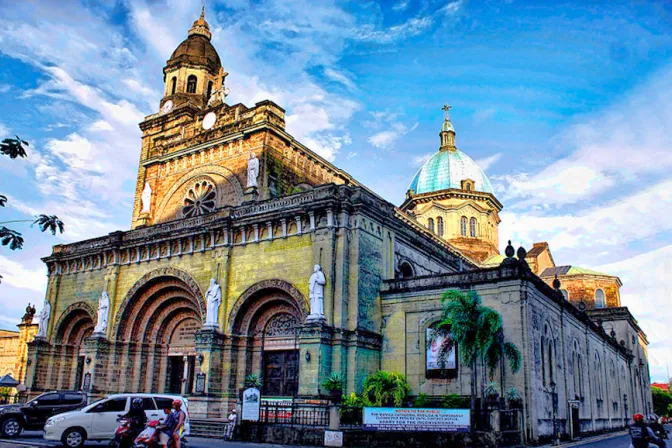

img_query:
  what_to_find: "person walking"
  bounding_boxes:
[629,413,666,448]
[224,408,237,441]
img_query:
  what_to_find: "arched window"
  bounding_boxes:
[560,289,569,301]
[186,75,197,93]
[437,217,444,236]
[399,262,414,279]
[542,324,554,387]
[460,216,467,236]
[206,81,213,100]
[595,289,606,308]
[170,77,177,95]
[572,340,583,399]
[594,353,604,412]
[427,218,435,233]
[470,217,477,237]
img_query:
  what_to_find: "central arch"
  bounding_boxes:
[51,302,95,391]
[112,267,205,394]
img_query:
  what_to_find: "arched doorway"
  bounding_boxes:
[52,303,95,390]
[114,268,204,394]
[230,280,306,398]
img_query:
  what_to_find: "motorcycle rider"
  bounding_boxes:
[158,400,185,448]
[121,398,147,437]
[629,413,666,448]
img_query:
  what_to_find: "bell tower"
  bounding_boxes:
[160,7,227,112]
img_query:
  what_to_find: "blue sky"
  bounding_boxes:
[0,0,671,381]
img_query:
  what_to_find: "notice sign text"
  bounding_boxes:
[363,408,470,432]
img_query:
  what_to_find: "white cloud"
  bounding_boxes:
[499,178,672,254]
[499,63,672,208]
[0,122,9,138]
[439,1,464,15]
[323,68,356,91]
[413,153,433,167]
[0,256,47,293]
[597,246,672,382]
[366,110,419,149]
[475,153,502,171]
[392,0,409,12]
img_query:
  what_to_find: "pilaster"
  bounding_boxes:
[298,322,334,396]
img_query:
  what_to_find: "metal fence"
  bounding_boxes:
[259,402,330,427]
[0,394,27,405]
[339,406,363,428]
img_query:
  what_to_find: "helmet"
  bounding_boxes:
[633,413,645,423]
[172,399,182,408]
[132,398,143,409]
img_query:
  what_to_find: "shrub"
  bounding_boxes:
[322,373,344,393]
[441,394,470,409]
[362,371,411,407]
[413,393,430,408]
[244,373,262,389]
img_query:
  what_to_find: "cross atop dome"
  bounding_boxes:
[442,104,451,120]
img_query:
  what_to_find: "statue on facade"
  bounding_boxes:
[93,291,110,334]
[307,264,326,321]
[141,181,152,213]
[207,86,229,107]
[36,298,51,339]
[247,153,259,188]
[204,278,222,328]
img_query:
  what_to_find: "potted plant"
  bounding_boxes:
[322,373,344,404]
[484,381,500,408]
[505,387,522,409]
[244,373,262,389]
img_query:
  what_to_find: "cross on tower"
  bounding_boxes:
[441,104,452,120]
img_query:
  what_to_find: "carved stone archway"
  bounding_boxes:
[112,267,205,341]
[228,279,308,334]
[52,301,96,345]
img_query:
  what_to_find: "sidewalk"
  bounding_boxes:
[538,429,628,447]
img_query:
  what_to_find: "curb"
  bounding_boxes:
[538,430,627,447]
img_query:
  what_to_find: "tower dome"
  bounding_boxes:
[409,149,494,195]
[408,105,494,195]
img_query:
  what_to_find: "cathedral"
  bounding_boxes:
[25,10,652,443]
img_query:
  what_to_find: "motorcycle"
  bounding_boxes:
[109,417,140,448]
[133,419,189,448]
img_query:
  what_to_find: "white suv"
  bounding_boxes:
[44,393,190,448]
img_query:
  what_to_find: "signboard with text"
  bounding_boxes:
[363,408,470,432]
[242,387,261,421]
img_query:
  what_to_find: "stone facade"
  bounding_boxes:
[0,307,38,383]
[24,10,653,446]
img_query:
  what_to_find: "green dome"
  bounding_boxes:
[409,149,494,195]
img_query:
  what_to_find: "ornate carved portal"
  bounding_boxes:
[51,303,95,390]
[230,283,305,397]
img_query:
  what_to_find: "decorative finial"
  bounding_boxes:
[441,104,451,120]
[516,245,527,261]
[610,328,616,338]
[201,1,206,19]
[552,274,561,290]
[504,240,515,258]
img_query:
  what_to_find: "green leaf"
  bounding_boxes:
[0,136,29,159]
[0,227,24,250]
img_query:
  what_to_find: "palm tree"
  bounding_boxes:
[438,290,521,409]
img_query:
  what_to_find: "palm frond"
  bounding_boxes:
[0,195,6,207]
[0,227,24,250]
[32,215,65,235]
[0,136,29,159]
[503,341,522,373]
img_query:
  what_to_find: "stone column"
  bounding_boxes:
[194,328,229,417]
[80,334,111,394]
[24,338,52,392]
[298,322,334,396]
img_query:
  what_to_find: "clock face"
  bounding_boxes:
[161,100,174,114]
[202,112,217,130]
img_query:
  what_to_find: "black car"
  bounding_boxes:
[0,391,87,437]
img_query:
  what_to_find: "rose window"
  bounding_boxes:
[182,181,216,218]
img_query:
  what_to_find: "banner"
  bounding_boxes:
[363,408,470,432]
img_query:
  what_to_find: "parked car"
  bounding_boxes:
[44,393,190,448]
[0,390,87,438]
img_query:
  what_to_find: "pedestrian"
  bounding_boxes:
[224,408,237,441]
[629,413,666,448]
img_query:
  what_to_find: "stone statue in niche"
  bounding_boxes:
[204,278,222,328]
[307,264,326,321]
[247,153,259,188]
[141,181,152,213]
[36,298,51,339]
[93,291,110,334]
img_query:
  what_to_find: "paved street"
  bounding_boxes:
[0,431,305,448]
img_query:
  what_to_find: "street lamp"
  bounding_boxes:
[550,381,558,445]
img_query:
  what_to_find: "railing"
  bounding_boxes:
[0,394,27,405]
[259,402,329,427]
[339,406,363,428]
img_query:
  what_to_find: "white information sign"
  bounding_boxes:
[242,387,261,421]
[324,430,343,447]
[363,407,470,432]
